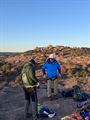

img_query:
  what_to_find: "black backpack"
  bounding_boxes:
[73,85,89,101]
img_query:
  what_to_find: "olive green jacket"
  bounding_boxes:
[22,62,38,88]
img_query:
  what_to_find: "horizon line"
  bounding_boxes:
[0,45,90,53]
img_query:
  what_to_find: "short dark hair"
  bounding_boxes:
[30,59,36,65]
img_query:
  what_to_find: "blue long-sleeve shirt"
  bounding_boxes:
[42,59,61,79]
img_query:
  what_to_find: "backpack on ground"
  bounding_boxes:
[73,85,89,101]
[38,106,56,118]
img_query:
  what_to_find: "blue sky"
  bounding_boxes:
[0,0,90,52]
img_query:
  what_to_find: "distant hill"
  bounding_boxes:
[0,52,20,56]
[25,46,90,56]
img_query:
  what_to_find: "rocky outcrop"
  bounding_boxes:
[0,45,90,91]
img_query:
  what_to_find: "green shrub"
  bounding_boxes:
[79,70,87,78]
[2,63,11,74]
[67,68,76,77]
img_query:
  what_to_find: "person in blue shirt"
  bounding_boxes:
[42,53,61,100]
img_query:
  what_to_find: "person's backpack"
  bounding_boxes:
[21,63,30,87]
[22,63,37,87]
[38,106,56,118]
[73,85,88,101]
[22,72,30,86]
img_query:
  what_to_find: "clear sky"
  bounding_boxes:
[0,0,90,52]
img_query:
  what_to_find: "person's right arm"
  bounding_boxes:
[29,67,39,83]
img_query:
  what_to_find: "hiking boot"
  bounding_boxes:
[48,96,53,101]
[24,113,32,119]
[53,95,58,100]
[48,112,56,118]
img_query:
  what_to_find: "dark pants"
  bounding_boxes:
[23,87,38,120]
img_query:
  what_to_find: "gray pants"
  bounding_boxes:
[47,79,58,97]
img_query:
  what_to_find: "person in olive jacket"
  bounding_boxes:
[22,59,39,120]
